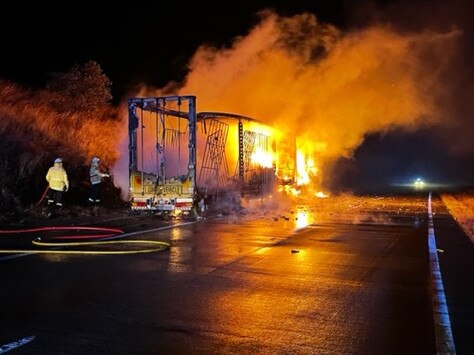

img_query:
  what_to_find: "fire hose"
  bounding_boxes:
[0,226,170,255]
[35,184,50,206]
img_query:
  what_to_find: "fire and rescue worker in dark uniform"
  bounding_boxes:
[88,157,110,206]
[45,157,69,211]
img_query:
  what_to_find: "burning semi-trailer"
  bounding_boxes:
[128,95,304,215]
[127,95,295,217]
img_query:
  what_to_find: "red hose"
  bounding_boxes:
[35,185,50,207]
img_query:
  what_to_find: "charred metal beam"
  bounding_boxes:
[197,111,260,123]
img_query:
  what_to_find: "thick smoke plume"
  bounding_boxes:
[137,10,460,191]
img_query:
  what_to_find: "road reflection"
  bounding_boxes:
[168,226,186,272]
[295,207,310,229]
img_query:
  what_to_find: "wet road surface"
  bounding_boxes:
[0,193,470,354]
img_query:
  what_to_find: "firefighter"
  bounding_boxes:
[45,157,69,212]
[88,157,110,206]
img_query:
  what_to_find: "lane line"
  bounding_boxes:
[0,335,35,354]
[427,192,456,354]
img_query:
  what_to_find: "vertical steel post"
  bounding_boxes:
[128,100,139,171]
[238,119,244,181]
[188,96,197,191]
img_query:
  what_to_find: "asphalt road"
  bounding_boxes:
[0,193,471,354]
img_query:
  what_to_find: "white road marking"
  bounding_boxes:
[427,192,457,354]
[0,335,35,354]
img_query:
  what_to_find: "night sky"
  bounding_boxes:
[1,0,474,192]
[0,1,352,96]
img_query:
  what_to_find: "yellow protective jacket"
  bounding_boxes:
[46,163,69,192]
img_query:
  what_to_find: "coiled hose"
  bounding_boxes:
[0,226,170,255]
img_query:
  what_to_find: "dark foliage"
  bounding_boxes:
[0,63,123,224]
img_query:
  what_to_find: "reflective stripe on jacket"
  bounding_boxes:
[90,163,103,185]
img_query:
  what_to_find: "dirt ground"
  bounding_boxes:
[441,192,474,242]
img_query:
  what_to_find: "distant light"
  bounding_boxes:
[414,178,425,189]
